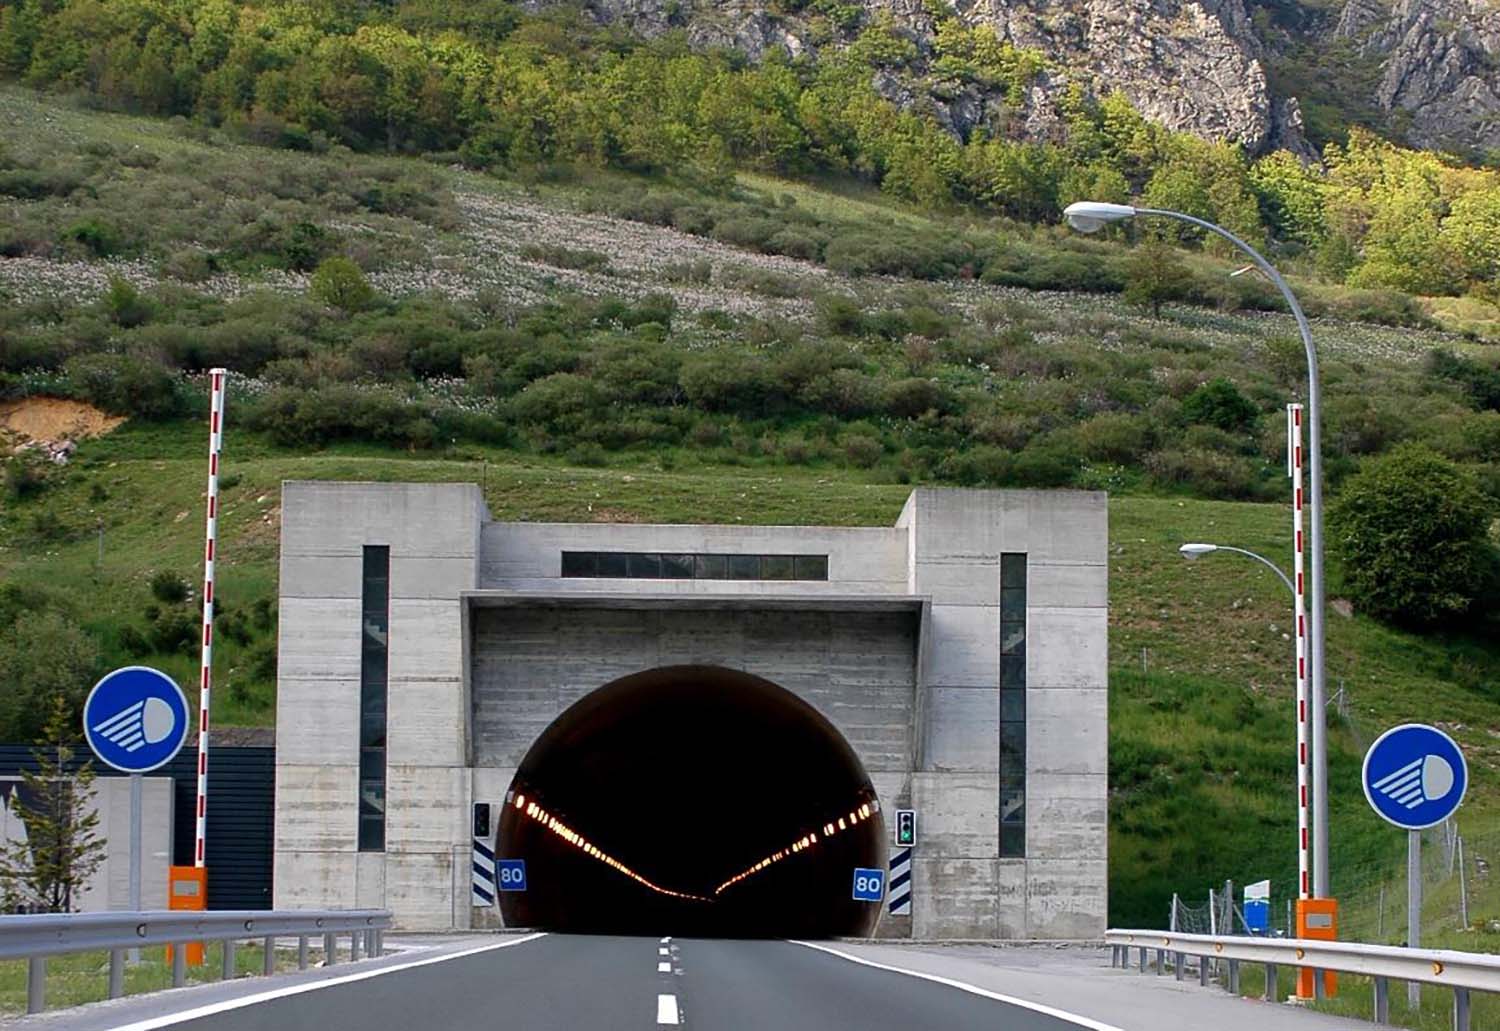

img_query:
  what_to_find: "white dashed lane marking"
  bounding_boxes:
[657,960,672,973]
[657,993,680,1025]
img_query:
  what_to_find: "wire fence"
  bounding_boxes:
[1166,683,1497,944]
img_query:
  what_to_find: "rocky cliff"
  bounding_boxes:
[1337,0,1500,154]
[552,0,1500,157]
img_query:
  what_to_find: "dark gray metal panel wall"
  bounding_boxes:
[0,745,274,910]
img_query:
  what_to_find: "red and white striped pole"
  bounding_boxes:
[196,369,227,871]
[1289,403,1310,902]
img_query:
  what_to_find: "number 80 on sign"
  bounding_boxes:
[498,859,527,892]
[852,867,884,902]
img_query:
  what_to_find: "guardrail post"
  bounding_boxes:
[172,945,186,988]
[298,936,309,970]
[323,932,337,965]
[263,936,275,976]
[1373,976,1389,1024]
[1228,959,1240,995]
[1138,947,1146,973]
[1454,987,1470,1031]
[350,930,361,962]
[1198,956,1208,987]
[222,939,236,980]
[27,956,45,1014]
[1174,952,1184,981]
[365,929,376,957]
[109,949,125,999]
[373,930,384,957]
[1264,963,1277,1003]
[1156,948,1165,975]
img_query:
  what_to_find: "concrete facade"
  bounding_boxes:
[274,483,1107,938]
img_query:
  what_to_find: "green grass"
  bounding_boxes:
[0,939,328,1015]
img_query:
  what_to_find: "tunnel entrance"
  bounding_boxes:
[497,665,885,938]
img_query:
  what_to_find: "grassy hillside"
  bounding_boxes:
[2,87,1499,954]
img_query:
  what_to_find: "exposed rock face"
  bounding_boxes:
[1340,0,1500,153]
[951,0,1276,150]
[557,0,1500,156]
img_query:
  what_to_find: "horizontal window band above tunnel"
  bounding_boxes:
[562,551,828,582]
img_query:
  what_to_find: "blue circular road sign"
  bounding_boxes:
[82,666,190,774]
[1362,723,1467,831]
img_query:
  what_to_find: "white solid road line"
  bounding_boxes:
[790,941,1125,1031]
[106,933,549,1031]
[657,960,672,973]
[656,993,681,1025]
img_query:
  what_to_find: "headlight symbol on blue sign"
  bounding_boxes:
[1362,723,1467,831]
[82,666,190,774]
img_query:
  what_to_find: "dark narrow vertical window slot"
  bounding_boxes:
[359,546,389,852]
[999,552,1026,859]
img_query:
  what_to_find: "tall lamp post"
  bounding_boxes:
[1064,202,1331,903]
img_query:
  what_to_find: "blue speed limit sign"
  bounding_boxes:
[852,867,885,902]
[497,859,528,892]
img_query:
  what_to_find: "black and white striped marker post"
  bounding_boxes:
[888,847,912,915]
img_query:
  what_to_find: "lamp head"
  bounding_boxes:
[1063,201,1138,234]
[1179,543,1219,560]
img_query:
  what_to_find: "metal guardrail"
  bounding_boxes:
[1106,928,1500,1030]
[2,908,392,1015]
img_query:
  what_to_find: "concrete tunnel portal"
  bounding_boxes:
[498,665,885,938]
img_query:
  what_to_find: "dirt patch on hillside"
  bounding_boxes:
[0,397,124,446]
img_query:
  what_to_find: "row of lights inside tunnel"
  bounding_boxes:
[714,799,879,895]
[509,792,879,901]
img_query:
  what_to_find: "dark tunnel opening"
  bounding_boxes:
[498,665,885,938]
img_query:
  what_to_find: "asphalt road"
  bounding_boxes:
[50,934,1110,1031]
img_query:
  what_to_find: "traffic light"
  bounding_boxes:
[895,809,916,846]
[473,802,491,839]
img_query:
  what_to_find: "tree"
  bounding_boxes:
[0,695,108,913]
[1123,234,1189,318]
[309,256,375,312]
[0,611,99,744]
[1329,445,1499,628]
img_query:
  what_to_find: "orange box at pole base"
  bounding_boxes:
[1295,897,1338,999]
[166,866,207,967]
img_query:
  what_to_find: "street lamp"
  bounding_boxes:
[1178,542,1293,595]
[1069,201,1332,901]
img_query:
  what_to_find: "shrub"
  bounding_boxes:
[63,353,185,420]
[1145,448,1260,499]
[102,277,152,328]
[149,570,190,604]
[308,256,375,312]
[1179,378,1258,432]
[3,453,49,501]
[1328,445,1499,627]
[520,244,610,271]
[883,378,953,418]
[842,432,883,468]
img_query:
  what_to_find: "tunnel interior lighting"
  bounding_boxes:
[712,792,881,896]
[512,786,712,902]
